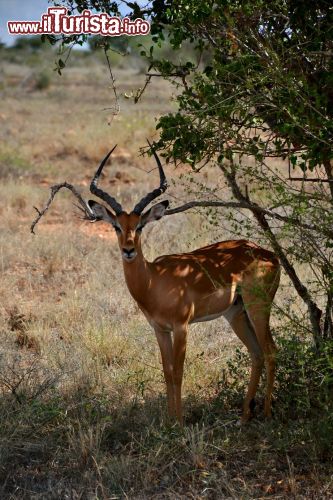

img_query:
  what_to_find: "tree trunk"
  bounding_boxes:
[220,163,323,346]
[323,158,333,202]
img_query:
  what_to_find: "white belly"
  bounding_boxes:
[190,293,242,325]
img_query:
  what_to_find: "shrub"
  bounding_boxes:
[33,71,51,91]
[14,36,46,52]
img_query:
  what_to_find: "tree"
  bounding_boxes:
[49,0,333,344]
[146,0,333,345]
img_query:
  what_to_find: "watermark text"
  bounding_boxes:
[7,7,150,37]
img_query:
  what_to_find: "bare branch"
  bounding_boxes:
[104,46,120,120]
[165,199,333,239]
[30,182,95,234]
[165,200,242,214]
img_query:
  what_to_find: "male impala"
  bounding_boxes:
[34,143,280,424]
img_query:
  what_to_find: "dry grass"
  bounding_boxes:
[0,50,332,498]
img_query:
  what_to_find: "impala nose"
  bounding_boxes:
[122,247,136,261]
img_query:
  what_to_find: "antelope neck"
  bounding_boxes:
[121,244,151,303]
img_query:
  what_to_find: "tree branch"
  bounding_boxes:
[30,182,95,234]
[165,200,333,239]
[219,162,323,345]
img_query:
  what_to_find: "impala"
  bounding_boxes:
[33,143,280,425]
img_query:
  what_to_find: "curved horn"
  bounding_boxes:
[132,140,168,215]
[90,145,123,215]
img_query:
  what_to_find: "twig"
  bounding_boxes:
[104,46,120,121]
[134,74,152,103]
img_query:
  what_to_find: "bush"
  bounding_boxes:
[33,71,51,91]
[215,332,333,426]
[274,336,333,418]
[231,335,332,413]
[14,36,46,52]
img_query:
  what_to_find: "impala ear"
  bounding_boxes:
[140,200,169,226]
[88,200,116,223]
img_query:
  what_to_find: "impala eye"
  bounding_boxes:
[136,225,143,233]
[114,225,121,233]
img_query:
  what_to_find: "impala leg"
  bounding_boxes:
[242,291,277,419]
[172,324,188,425]
[154,329,176,418]
[228,307,264,422]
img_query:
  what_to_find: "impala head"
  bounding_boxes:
[88,142,169,263]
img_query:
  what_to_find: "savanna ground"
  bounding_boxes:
[0,46,332,498]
